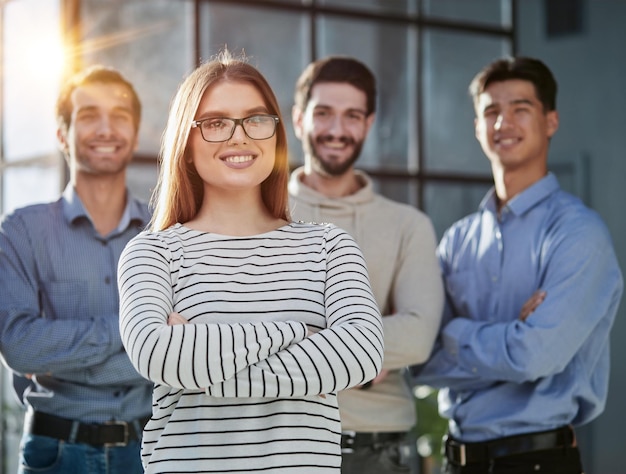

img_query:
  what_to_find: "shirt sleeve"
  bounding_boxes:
[54,351,149,386]
[206,227,384,397]
[119,232,310,390]
[418,217,623,389]
[0,212,122,377]
[380,212,444,369]
[118,229,384,397]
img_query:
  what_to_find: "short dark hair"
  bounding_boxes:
[56,65,142,133]
[294,56,377,115]
[469,56,558,112]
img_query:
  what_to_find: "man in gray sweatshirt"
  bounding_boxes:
[289,56,444,473]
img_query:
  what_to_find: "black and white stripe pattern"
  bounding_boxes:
[118,221,383,473]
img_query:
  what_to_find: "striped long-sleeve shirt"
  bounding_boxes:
[118,221,384,473]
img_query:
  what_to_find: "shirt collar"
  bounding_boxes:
[61,184,148,232]
[480,173,560,218]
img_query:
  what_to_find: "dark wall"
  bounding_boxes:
[516,1,626,473]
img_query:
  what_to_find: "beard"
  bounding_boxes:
[306,134,363,177]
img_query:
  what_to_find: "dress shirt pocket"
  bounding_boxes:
[40,280,89,320]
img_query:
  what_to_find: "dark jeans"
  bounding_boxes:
[442,446,584,474]
[18,433,143,474]
[341,432,419,474]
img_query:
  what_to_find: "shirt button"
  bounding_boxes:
[105,276,111,284]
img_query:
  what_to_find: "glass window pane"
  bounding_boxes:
[317,16,416,172]
[422,29,511,174]
[421,0,512,28]
[3,0,62,162]
[126,161,159,203]
[254,0,303,3]
[3,162,63,214]
[319,0,417,14]
[198,4,308,168]
[423,181,492,240]
[372,176,419,208]
[81,0,195,156]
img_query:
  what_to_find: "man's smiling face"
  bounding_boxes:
[474,79,558,174]
[62,82,138,176]
[295,82,374,177]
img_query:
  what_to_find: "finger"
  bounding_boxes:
[529,291,547,311]
[168,312,188,325]
[519,291,547,320]
[371,369,390,385]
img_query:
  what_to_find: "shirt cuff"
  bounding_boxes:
[441,317,472,363]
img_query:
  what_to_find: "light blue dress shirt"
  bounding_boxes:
[416,173,623,442]
[0,184,153,423]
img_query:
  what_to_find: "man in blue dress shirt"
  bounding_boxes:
[413,57,623,473]
[0,66,152,473]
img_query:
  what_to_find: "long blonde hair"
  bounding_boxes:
[149,51,290,231]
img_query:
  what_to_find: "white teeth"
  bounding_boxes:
[94,146,116,153]
[324,142,345,149]
[498,138,518,145]
[224,155,254,163]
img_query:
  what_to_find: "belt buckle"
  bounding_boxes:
[458,443,467,466]
[446,437,467,467]
[104,421,129,447]
[341,430,356,454]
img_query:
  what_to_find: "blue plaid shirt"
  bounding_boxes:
[0,185,153,423]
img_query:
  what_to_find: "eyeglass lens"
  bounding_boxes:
[198,115,277,142]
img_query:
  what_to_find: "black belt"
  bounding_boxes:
[444,425,576,466]
[341,431,406,452]
[25,410,150,447]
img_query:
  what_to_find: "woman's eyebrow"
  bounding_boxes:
[196,105,270,119]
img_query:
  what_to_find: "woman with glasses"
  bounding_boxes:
[117,51,384,474]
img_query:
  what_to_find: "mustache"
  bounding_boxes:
[315,135,355,146]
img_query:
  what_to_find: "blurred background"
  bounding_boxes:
[1,0,624,472]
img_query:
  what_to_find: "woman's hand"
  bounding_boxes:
[168,312,189,325]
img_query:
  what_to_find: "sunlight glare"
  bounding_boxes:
[22,30,67,82]
[4,0,66,161]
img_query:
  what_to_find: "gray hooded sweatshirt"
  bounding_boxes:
[289,166,444,432]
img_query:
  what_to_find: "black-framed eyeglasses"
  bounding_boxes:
[191,114,280,142]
